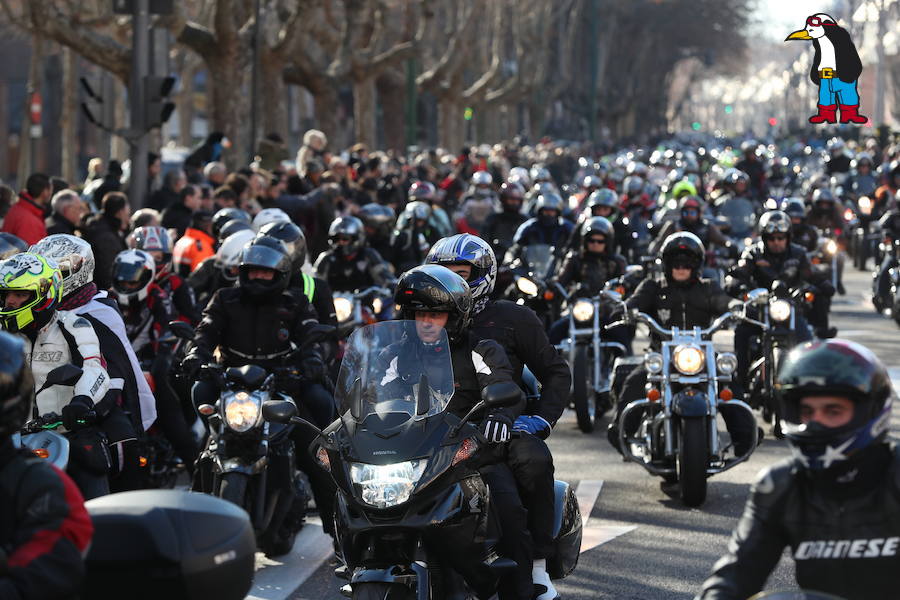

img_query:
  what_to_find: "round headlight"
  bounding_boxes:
[859,196,872,215]
[223,392,261,432]
[572,300,594,322]
[825,239,837,255]
[673,345,705,375]
[517,277,539,297]
[716,352,738,376]
[334,296,353,322]
[645,352,664,374]
[769,299,792,322]
[372,297,384,315]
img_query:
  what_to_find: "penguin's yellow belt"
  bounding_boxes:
[819,68,836,79]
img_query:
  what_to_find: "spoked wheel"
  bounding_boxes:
[352,582,415,600]
[573,345,595,433]
[677,417,708,507]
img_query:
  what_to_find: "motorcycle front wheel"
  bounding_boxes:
[677,417,708,507]
[572,345,595,433]
[352,582,415,600]
[219,472,250,507]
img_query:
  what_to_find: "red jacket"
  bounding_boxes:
[1,194,47,245]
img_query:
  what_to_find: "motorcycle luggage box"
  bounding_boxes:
[84,489,255,600]
[547,480,581,579]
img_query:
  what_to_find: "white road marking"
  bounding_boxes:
[247,516,334,600]
[574,479,636,553]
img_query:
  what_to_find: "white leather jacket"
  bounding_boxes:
[21,309,110,419]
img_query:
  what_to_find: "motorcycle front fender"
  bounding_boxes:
[671,390,709,417]
[351,563,429,599]
[214,454,268,475]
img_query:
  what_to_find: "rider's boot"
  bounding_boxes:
[532,559,559,600]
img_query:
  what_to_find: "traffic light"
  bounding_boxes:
[724,104,733,114]
[464,107,474,121]
[768,117,778,126]
[691,121,701,131]
[143,75,176,129]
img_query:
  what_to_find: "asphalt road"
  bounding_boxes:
[245,265,900,600]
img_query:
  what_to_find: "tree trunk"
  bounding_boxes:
[208,57,243,169]
[437,95,461,155]
[111,80,128,161]
[60,46,77,183]
[261,54,288,142]
[177,65,195,147]
[312,85,340,151]
[377,71,405,153]
[352,75,376,148]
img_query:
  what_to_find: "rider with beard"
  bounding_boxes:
[314,216,396,292]
[605,233,755,457]
[482,181,528,259]
[425,235,572,600]
[782,197,819,252]
[727,211,829,396]
[391,264,538,600]
[505,193,574,263]
[357,203,398,267]
[183,235,337,540]
[0,331,94,599]
[650,195,731,255]
[698,339,899,600]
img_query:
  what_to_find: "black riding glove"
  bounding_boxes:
[62,395,93,430]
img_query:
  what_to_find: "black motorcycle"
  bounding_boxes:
[266,321,582,600]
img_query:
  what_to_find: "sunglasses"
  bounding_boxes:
[806,16,835,27]
[682,208,699,216]
[586,238,606,245]
[768,234,788,241]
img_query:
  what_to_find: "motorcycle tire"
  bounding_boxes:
[677,417,708,508]
[260,529,297,558]
[573,345,594,433]
[352,582,415,600]
[219,472,249,507]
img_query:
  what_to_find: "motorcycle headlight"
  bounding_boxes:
[334,297,353,322]
[372,297,383,314]
[645,352,664,374]
[825,239,837,255]
[517,277,539,297]
[673,345,705,375]
[769,299,792,322]
[716,352,737,376]
[572,300,594,322]
[859,196,872,215]
[223,391,262,432]
[350,460,427,508]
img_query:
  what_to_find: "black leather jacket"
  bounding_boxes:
[482,211,528,258]
[726,241,827,296]
[698,444,900,600]
[623,276,736,333]
[313,247,395,293]
[555,251,627,297]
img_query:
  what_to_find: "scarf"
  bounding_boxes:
[59,283,98,311]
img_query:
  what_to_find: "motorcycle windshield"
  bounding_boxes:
[522,244,554,279]
[336,321,455,426]
[717,197,756,237]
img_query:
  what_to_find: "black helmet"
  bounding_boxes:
[660,232,705,282]
[212,207,251,239]
[328,216,365,256]
[394,264,472,342]
[358,203,396,239]
[218,219,253,243]
[0,330,33,439]
[758,210,791,245]
[776,339,894,471]
[580,217,614,256]
[781,197,806,221]
[811,188,836,207]
[0,233,28,260]
[238,235,292,298]
[257,221,307,276]
[586,188,619,216]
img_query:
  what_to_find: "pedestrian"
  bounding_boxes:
[161,184,200,239]
[46,189,86,236]
[83,191,130,290]
[2,172,51,245]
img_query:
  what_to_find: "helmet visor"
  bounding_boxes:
[240,244,287,272]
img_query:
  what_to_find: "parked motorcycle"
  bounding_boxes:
[605,294,757,507]
[276,321,582,600]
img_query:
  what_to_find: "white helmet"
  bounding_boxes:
[215,230,256,281]
[508,167,531,188]
[252,208,291,232]
[29,234,95,297]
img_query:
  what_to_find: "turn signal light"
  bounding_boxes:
[719,388,733,401]
[543,290,555,301]
[197,403,216,416]
[647,388,661,402]
[804,291,815,303]
[811,257,821,264]
[139,456,149,467]
[315,446,331,472]
[452,437,478,466]
[616,286,626,295]
[33,448,50,459]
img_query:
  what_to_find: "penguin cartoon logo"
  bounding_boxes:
[786,13,867,125]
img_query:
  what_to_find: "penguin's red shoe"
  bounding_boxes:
[808,104,837,124]
[839,104,868,124]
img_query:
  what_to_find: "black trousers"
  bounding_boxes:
[480,461,533,600]
[152,352,199,470]
[506,434,555,559]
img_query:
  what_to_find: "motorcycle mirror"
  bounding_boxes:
[481,381,522,409]
[168,321,195,340]
[349,378,362,421]
[262,400,298,424]
[37,364,83,394]
[416,374,430,416]
[746,288,769,304]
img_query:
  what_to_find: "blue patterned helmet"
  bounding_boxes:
[425,234,497,307]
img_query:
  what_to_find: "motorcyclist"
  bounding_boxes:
[873,160,900,207]
[111,249,175,361]
[482,181,528,259]
[211,206,251,241]
[805,188,847,295]
[650,195,732,255]
[390,202,440,272]
[727,211,825,395]
[30,234,154,491]
[187,229,255,308]
[0,330,94,599]
[845,152,878,199]
[357,203,398,267]
[605,233,755,457]
[314,216,396,293]
[184,235,337,536]
[735,141,766,199]
[425,235,572,600]
[781,197,819,252]
[128,225,202,324]
[824,138,852,175]
[697,339,899,600]
[573,188,632,256]
[0,252,111,499]
[408,180,453,239]
[505,193,574,263]
[391,264,535,600]
[872,206,900,311]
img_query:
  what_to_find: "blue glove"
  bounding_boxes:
[513,415,551,437]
